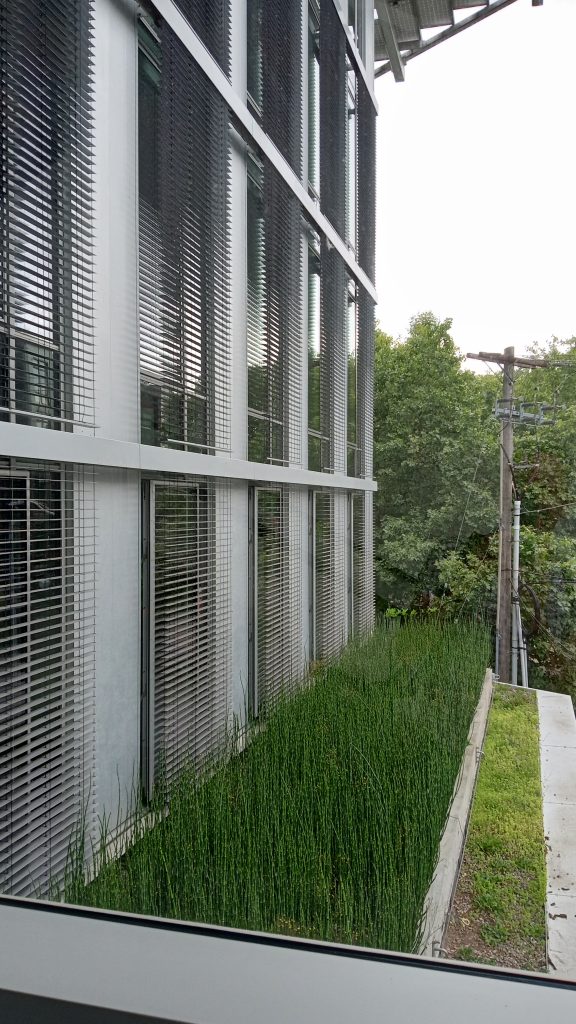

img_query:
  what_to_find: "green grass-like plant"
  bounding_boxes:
[452,684,546,970]
[68,621,489,953]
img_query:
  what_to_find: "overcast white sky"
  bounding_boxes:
[374,0,576,364]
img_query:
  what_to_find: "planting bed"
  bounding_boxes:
[444,685,547,971]
[69,621,489,953]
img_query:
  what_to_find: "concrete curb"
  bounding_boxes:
[419,667,493,956]
[537,689,576,979]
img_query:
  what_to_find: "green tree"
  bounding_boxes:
[433,335,576,697]
[373,313,499,609]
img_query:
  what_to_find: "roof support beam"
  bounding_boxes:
[376,0,520,79]
[377,1,405,82]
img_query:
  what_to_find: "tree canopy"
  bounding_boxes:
[373,313,576,696]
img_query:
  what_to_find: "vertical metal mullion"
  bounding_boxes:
[140,480,156,798]
[347,492,353,637]
[308,489,316,663]
[247,485,257,718]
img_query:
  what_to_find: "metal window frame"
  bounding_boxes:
[150,0,377,300]
[143,477,218,794]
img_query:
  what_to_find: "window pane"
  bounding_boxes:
[15,340,59,427]
[347,288,358,473]
[247,0,263,109]
[247,164,267,415]
[308,434,322,472]
[0,337,9,421]
[307,247,321,433]
[141,384,161,445]
[308,23,320,194]
[248,414,268,463]
[138,46,160,212]
[347,70,357,250]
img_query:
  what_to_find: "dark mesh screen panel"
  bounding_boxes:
[261,0,302,175]
[172,0,230,76]
[320,0,346,238]
[138,18,230,454]
[357,76,376,282]
[0,0,94,430]
[357,284,374,480]
[320,239,347,474]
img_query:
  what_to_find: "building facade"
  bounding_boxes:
[0,0,376,895]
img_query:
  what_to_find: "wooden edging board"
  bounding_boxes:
[419,667,494,956]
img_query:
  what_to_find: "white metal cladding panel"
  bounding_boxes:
[314,490,347,661]
[0,0,95,432]
[254,486,301,712]
[0,460,95,896]
[138,14,231,455]
[150,478,230,788]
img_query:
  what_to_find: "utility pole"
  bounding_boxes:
[467,348,555,683]
[497,347,514,682]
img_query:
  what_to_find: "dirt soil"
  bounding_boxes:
[444,856,547,973]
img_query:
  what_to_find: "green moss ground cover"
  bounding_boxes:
[445,685,547,971]
[69,621,489,952]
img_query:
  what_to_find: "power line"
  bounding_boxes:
[513,592,576,664]
[520,500,576,516]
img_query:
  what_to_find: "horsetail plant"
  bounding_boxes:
[67,620,489,953]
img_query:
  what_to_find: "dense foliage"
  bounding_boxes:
[68,622,489,953]
[374,314,576,696]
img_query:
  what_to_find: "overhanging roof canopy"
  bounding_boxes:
[374,0,541,82]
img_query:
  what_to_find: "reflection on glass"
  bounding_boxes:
[347,284,358,477]
[308,19,320,196]
[247,160,266,417]
[308,246,321,435]
[347,69,357,251]
[15,339,59,427]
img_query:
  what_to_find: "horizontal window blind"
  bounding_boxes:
[251,487,298,715]
[357,285,375,480]
[347,280,360,477]
[352,492,374,634]
[260,0,302,175]
[170,0,230,77]
[247,155,302,468]
[139,16,230,455]
[313,490,347,661]
[320,0,346,239]
[0,461,95,896]
[147,478,230,792]
[357,74,376,282]
[320,240,347,474]
[0,0,94,430]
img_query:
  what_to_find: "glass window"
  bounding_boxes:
[246,155,286,466]
[347,0,365,61]
[347,281,359,477]
[347,68,357,252]
[247,0,263,111]
[0,334,59,428]
[308,239,322,469]
[138,14,226,454]
[138,29,161,213]
[308,10,320,197]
